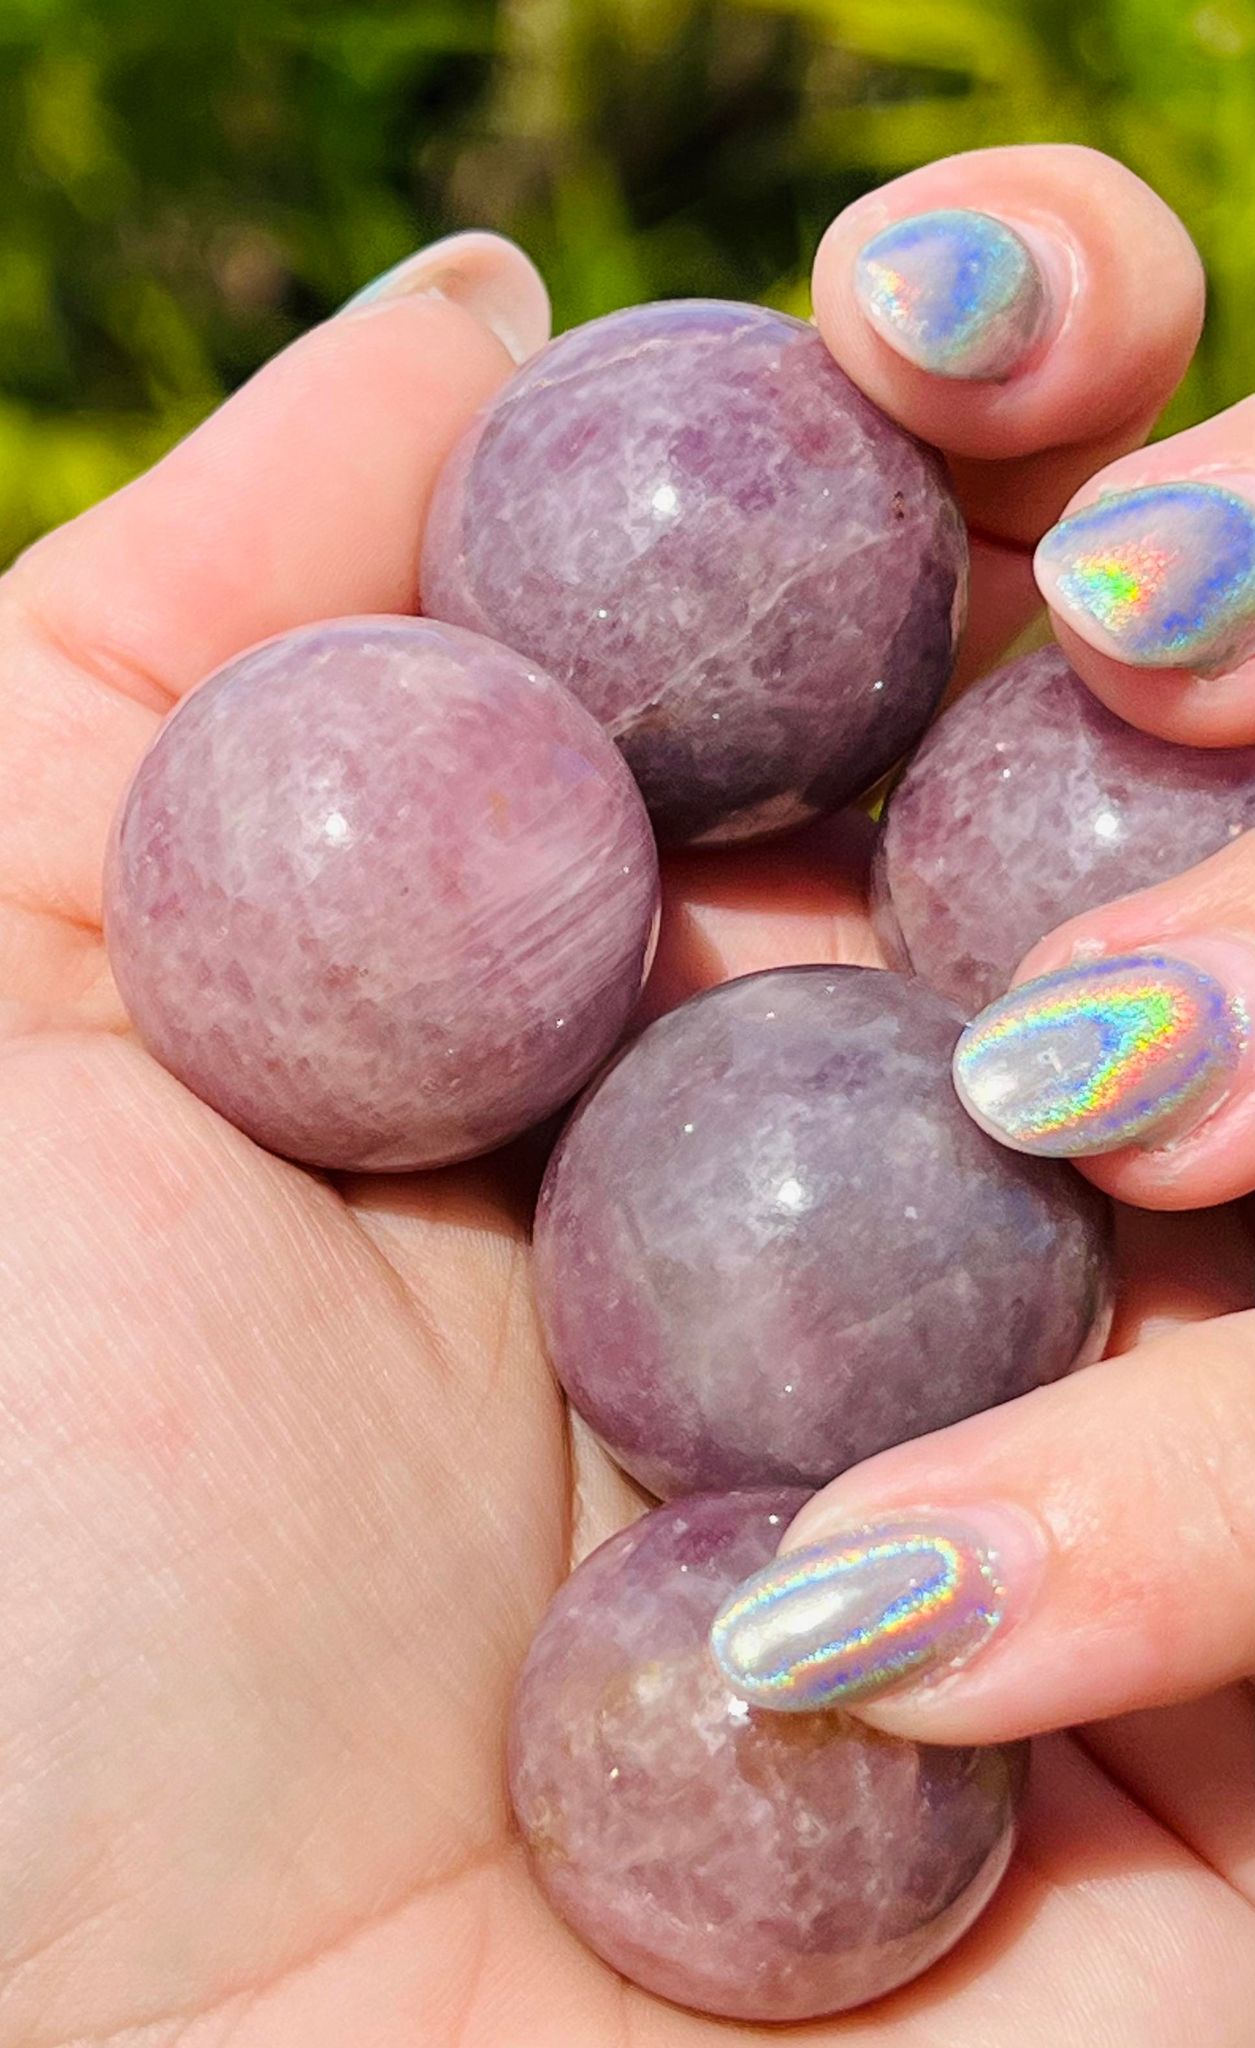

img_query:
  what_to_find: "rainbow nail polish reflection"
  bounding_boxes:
[1036,482,1255,673]
[954,952,1245,1158]
[710,1517,1004,1711]
[854,209,1047,380]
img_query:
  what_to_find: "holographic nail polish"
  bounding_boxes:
[853,209,1048,381]
[338,231,544,363]
[341,246,447,312]
[1035,482,1255,674]
[709,1513,1008,1712]
[953,952,1246,1159]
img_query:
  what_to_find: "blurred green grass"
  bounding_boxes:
[1,0,1252,563]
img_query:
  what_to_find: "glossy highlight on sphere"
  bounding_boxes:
[509,1490,1026,2022]
[533,966,1112,1498]
[105,618,659,1171]
[711,1515,1004,1712]
[872,647,1255,1012]
[421,298,968,846]
[954,952,1246,1157]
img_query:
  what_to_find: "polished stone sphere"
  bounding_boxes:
[534,966,1112,1497]
[105,617,659,1171]
[873,646,1255,1011]
[509,1489,1027,2021]
[421,299,968,846]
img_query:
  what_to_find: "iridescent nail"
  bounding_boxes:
[1035,482,1255,674]
[341,243,453,313]
[339,231,545,363]
[709,1513,1007,1712]
[853,209,1048,380]
[953,952,1246,1159]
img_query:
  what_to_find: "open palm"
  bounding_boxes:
[2,273,1254,2048]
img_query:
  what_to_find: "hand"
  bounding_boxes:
[1,150,1251,2048]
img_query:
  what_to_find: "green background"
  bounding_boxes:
[1,0,1251,563]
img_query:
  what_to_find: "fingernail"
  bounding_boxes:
[853,209,1048,381]
[1035,481,1255,674]
[339,229,550,365]
[709,1509,1033,1712]
[954,951,1247,1158]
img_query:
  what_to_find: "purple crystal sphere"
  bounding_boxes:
[509,1490,1026,2021]
[105,617,659,1171]
[873,645,1255,1012]
[534,966,1111,1497]
[421,299,968,846]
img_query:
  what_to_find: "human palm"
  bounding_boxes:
[3,167,1255,2048]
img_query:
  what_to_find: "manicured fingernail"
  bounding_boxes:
[954,951,1247,1158]
[853,209,1048,380]
[339,230,550,364]
[1035,481,1255,674]
[710,1510,1028,1712]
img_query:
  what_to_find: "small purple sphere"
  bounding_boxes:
[509,1490,1026,2021]
[873,645,1255,1012]
[534,966,1111,1497]
[421,299,968,846]
[105,617,659,1170]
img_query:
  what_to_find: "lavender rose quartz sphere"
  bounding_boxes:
[421,299,968,846]
[873,645,1255,1012]
[509,1490,1027,2021]
[105,618,659,1171]
[534,966,1111,1498]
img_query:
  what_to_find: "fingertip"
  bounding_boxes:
[1033,451,1255,745]
[342,228,552,367]
[1040,613,1255,746]
[711,1498,1045,1733]
[750,1313,1255,1742]
[9,286,522,701]
[954,944,1251,1172]
[1000,882,1255,1208]
[813,144,1203,473]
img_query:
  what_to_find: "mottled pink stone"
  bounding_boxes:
[421,299,968,846]
[533,966,1111,1498]
[873,645,1255,1012]
[509,1489,1026,2021]
[105,617,659,1171]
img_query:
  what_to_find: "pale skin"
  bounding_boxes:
[2,145,1255,2047]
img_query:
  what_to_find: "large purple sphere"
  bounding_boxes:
[510,1490,1026,2021]
[105,618,659,1171]
[534,966,1111,1497]
[873,646,1255,1012]
[421,300,968,846]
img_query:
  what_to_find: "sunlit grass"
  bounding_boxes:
[0,0,1251,560]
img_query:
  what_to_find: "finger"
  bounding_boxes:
[709,1307,1255,1743]
[812,146,1203,670]
[951,831,1255,1208]
[813,145,1203,520]
[1033,398,1255,744]
[10,229,547,701]
[0,232,548,1025]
